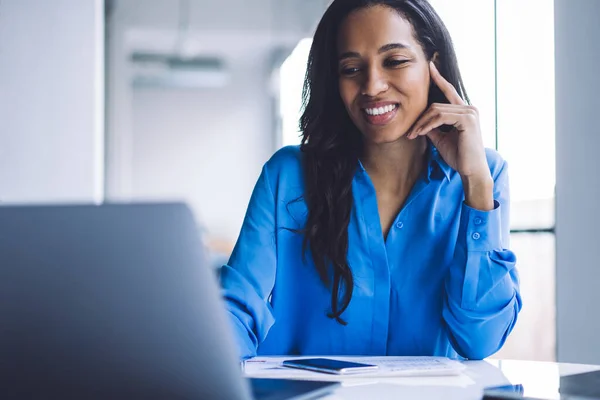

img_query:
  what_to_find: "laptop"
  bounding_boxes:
[0,203,338,399]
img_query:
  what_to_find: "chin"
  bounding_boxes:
[360,125,409,145]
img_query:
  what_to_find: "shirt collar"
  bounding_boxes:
[357,158,366,172]
[356,141,451,181]
[426,141,452,181]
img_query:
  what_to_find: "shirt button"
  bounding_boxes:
[396,221,404,229]
[472,232,481,240]
[474,217,483,225]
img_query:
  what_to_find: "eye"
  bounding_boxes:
[384,59,409,68]
[340,66,361,76]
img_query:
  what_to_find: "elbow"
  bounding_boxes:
[445,297,521,360]
[449,323,512,359]
[453,337,503,360]
[445,321,503,360]
[452,322,517,360]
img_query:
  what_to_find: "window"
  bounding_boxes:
[429,0,497,148]
[494,0,556,362]
[280,38,312,147]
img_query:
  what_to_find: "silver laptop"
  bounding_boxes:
[0,203,338,399]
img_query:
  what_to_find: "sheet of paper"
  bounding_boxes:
[243,356,467,380]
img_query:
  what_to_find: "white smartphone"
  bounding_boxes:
[281,358,379,375]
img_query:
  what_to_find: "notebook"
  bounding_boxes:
[243,356,466,379]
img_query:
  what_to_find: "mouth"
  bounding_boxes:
[361,103,399,126]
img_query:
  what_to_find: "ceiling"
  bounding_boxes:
[109,0,328,60]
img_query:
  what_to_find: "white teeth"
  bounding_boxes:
[364,104,397,116]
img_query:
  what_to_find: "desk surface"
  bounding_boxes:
[247,358,600,399]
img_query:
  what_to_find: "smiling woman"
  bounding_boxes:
[221,0,521,361]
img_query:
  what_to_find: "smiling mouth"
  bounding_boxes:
[361,103,399,125]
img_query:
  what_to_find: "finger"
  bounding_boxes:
[408,112,437,139]
[409,113,463,139]
[430,62,465,106]
[406,103,477,139]
[408,106,444,139]
[425,103,471,112]
[408,104,468,139]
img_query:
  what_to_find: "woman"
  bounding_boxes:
[221,0,521,361]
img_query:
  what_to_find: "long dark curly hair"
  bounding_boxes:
[298,0,469,324]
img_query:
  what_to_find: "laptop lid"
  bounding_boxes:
[0,203,252,399]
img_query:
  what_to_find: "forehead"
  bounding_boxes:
[337,5,419,53]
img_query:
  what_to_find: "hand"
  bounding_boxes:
[407,62,494,210]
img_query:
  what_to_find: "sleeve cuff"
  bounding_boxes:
[459,200,503,252]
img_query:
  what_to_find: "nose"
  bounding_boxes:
[361,65,389,97]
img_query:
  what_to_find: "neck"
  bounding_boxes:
[360,136,428,193]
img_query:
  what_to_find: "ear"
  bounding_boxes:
[431,52,440,70]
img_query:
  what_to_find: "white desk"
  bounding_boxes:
[246,358,600,399]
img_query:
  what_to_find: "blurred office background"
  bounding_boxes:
[1,0,598,365]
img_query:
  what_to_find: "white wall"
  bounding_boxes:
[555,0,600,364]
[130,61,273,242]
[0,0,104,203]
[105,3,134,199]
[105,0,323,245]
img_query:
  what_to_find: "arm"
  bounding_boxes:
[220,165,277,360]
[442,160,522,360]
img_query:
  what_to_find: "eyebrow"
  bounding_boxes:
[338,42,411,61]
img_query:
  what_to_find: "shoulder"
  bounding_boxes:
[484,148,508,180]
[262,145,304,193]
[265,145,302,171]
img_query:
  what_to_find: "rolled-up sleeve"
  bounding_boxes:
[443,160,522,360]
[220,165,277,360]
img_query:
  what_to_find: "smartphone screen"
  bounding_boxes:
[282,358,379,375]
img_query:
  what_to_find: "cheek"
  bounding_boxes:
[392,69,430,104]
[338,80,359,109]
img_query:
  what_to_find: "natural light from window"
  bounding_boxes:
[280,38,312,148]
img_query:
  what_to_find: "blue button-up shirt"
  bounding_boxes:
[221,144,521,360]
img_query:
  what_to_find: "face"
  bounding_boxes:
[337,5,431,144]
